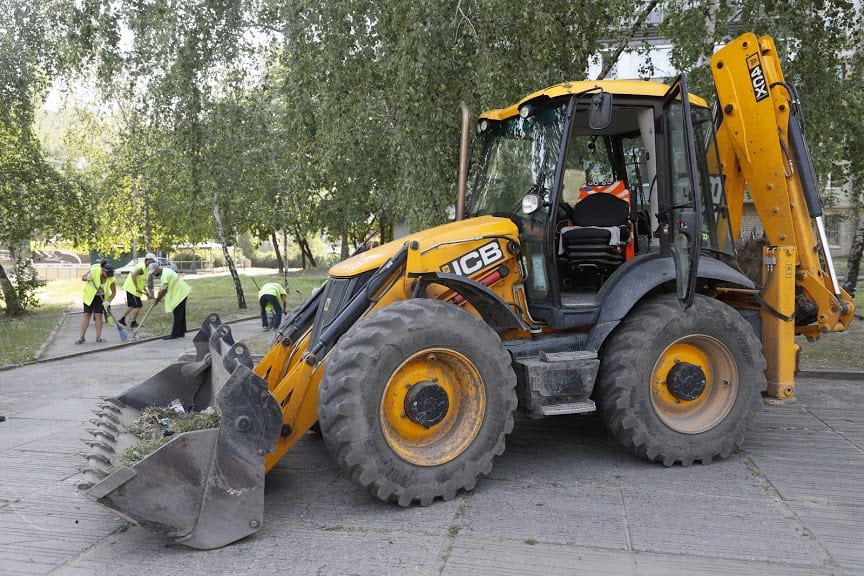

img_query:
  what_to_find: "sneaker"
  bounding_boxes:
[75,338,85,345]
[118,317,127,327]
[130,321,139,328]
[262,326,270,331]
[96,337,106,343]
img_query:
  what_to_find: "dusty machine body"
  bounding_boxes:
[80,33,854,548]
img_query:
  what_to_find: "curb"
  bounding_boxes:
[795,369,864,381]
[33,310,73,361]
[0,315,259,372]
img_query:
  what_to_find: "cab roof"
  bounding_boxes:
[479,79,709,121]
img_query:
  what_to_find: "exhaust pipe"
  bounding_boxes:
[456,101,472,221]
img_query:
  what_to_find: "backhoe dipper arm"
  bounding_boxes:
[711,33,855,398]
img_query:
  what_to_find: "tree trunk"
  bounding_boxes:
[298,237,317,268]
[290,226,317,269]
[271,230,284,274]
[340,229,350,260]
[213,191,247,309]
[0,260,21,317]
[843,211,863,297]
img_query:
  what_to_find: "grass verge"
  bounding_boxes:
[2,267,862,373]
[0,270,327,366]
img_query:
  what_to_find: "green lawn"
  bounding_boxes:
[2,267,862,371]
[0,271,327,366]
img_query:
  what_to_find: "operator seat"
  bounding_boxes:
[559,181,633,286]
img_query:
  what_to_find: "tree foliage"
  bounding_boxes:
[8,0,864,311]
[659,0,864,292]
[0,0,90,315]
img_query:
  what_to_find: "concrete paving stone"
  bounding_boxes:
[2,322,862,575]
[0,418,83,452]
[809,407,864,434]
[290,472,464,536]
[790,501,864,574]
[0,450,81,502]
[614,454,764,496]
[57,522,448,576]
[746,456,864,506]
[621,488,820,565]
[441,538,844,576]
[0,487,123,576]
[462,482,629,550]
[794,376,864,408]
[12,396,106,423]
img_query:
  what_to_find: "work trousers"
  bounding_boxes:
[259,294,283,329]
[171,297,188,337]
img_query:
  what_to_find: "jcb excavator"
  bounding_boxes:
[80,33,854,549]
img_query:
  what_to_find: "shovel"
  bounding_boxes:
[104,305,129,342]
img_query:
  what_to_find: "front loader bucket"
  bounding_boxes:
[79,314,283,549]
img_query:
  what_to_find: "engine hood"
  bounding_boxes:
[329,215,519,277]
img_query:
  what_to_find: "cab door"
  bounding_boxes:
[661,76,702,308]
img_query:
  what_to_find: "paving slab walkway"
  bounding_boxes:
[1,314,862,575]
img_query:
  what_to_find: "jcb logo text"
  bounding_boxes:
[441,241,504,276]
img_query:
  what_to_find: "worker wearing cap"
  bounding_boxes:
[118,253,157,328]
[76,260,117,344]
[149,262,191,340]
[258,282,288,330]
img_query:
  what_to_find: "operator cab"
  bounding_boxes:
[466,81,736,329]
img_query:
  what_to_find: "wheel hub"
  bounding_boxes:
[404,381,449,428]
[666,362,707,401]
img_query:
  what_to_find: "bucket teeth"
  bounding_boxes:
[83,439,116,453]
[95,409,121,420]
[84,452,112,466]
[97,401,123,413]
[81,465,110,480]
[99,397,125,409]
[87,428,117,442]
[90,418,119,433]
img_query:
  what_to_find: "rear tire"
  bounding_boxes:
[318,299,517,506]
[596,294,766,466]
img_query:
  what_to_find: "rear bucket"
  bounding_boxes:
[79,314,282,549]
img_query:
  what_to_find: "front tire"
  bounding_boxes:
[597,294,766,466]
[318,299,518,506]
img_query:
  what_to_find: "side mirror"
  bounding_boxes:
[588,92,613,130]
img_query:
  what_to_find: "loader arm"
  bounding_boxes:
[711,33,855,398]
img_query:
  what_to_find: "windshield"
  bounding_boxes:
[467,103,567,217]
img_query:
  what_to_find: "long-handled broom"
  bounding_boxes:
[103,305,129,342]
[130,302,157,340]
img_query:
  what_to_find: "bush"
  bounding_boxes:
[250,251,278,268]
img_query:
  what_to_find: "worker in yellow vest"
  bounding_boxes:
[258,282,288,330]
[149,262,191,340]
[118,253,157,328]
[76,261,117,344]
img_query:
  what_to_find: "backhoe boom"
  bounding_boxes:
[711,33,855,398]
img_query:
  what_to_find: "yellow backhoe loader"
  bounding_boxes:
[79,33,854,549]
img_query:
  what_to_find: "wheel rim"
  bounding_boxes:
[650,335,738,434]
[380,348,486,466]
